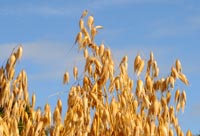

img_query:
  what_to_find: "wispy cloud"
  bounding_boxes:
[147,15,200,38]
[91,0,178,7]
[0,41,84,81]
[0,0,180,17]
[0,4,79,16]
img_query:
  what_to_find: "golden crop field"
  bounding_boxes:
[0,11,192,136]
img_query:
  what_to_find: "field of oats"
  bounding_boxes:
[0,10,194,136]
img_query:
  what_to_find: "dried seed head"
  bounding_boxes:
[53,106,61,125]
[99,43,104,57]
[161,96,167,107]
[166,91,171,104]
[186,129,192,136]
[0,12,191,136]
[57,99,62,114]
[79,19,84,30]
[129,79,134,90]
[169,76,175,88]
[44,103,51,113]
[175,59,182,73]
[145,75,152,92]
[88,16,94,30]
[63,71,69,84]
[73,66,78,80]
[115,77,120,91]
[32,93,36,108]
[153,99,160,116]
[133,99,138,113]
[94,45,99,55]
[134,55,141,73]
[83,75,90,88]
[75,31,83,45]
[144,122,150,135]
[150,51,154,61]
[9,54,16,67]
[122,55,128,64]
[176,101,181,112]
[88,64,93,76]
[137,79,144,92]
[160,125,168,136]
[154,67,159,77]
[84,48,88,59]
[178,73,189,86]
[91,27,97,41]
[81,9,88,18]
[35,121,43,136]
[8,68,15,80]
[181,98,186,113]
[95,25,103,29]
[150,121,156,135]
[137,59,145,76]
[81,27,89,38]
[83,92,88,116]
[175,126,181,136]
[181,90,187,102]
[16,45,23,60]
[171,66,178,79]
[144,95,151,109]
[152,60,159,77]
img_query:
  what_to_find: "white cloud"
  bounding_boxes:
[91,0,178,7]
[147,15,200,38]
[0,5,79,16]
[0,41,84,82]
[0,0,180,16]
[28,6,67,16]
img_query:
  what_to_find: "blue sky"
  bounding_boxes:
[0,0,200,134]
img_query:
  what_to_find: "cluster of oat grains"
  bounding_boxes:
[0,10,192,136]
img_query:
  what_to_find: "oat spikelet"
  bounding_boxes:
[75,31,83,45]
[88,16,94,30]
[169,128,174,136]
[134,54,141,73]
[63,71,69,84]
[35,121,43,136]
[178,73,189,86]
[57,99,62,115]
[137,59,145,76]
[181,90,187,102]
[73,66,78,80]
[171,66,178,79]
[16,45,23,60]
[99,43,105,57]
[80,9,88,18]
[79,19,84,30]
[175,89,180,103]
[186,129,192,136]
[32,93,36,108]
[9,54,16,67]
[175,59,182,73]
[84,48,88,59]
